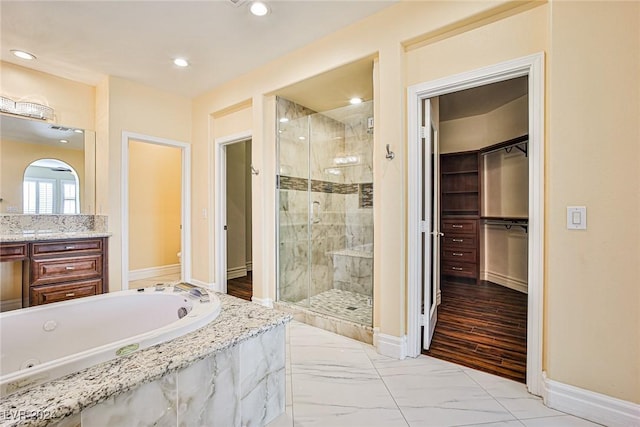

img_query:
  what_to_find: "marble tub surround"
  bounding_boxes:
[0,215,109,239]
[0,294,290,427]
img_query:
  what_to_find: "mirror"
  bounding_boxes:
[0,113,95,214]
[23,159,80,214]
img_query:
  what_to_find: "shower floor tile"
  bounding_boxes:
[296,289,372,326]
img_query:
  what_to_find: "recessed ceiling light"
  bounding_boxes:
[73,129,84,134]
[59,139,69,144]
[279,117,289,123]
[298,136,306,140]
[250,1,269,16]
[350,97,363,105]
[11,50,36,60]
[173,58,189,67]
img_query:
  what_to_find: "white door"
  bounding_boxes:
[422,98,441,350]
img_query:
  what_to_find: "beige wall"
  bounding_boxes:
[128,140,181,271]
[96,76,192,291]
[440,95,528,153]
[546,1,639,403]
[0,61,94,130]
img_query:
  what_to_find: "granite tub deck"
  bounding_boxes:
[0,294,291,427]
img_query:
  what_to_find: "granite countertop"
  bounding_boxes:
[0,294,291,427]
[0,232,112,242]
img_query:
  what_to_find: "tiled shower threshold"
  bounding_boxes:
[274,289,373,344]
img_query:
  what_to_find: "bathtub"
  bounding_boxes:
[0,284,221,395]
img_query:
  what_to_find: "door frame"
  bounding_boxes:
[121,131,192,288]
[214,130,252,294]
[406,53,545,396]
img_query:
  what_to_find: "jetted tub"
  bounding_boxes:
[0,284,221,395]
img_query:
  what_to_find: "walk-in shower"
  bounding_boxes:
[276,97,373,330]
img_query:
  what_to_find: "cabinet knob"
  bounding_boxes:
[452,252,464,256]
[452,225,463,228]
[65,246,75,250]
[452,267,463,271]
[65,266,75,270]
[452,238,464,242]
[65,293,75,297]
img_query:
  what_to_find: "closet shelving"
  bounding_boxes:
[440,134,529,283]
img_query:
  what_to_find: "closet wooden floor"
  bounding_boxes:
[227,272,253,301]
[423,279,528,383]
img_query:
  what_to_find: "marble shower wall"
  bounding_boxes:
[277,97,374,308]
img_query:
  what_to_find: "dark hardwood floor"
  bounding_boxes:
[227,271,253,301]
[423,278,528,383]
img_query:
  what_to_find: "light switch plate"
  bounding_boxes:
[567,206,586,230]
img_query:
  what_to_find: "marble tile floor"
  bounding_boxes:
[128,272,181,290]
[268,321,603,427]
[295,288,372,326]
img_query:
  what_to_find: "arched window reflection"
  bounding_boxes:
[23,159,80,214]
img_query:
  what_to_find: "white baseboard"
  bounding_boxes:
[245,261,252,272]
[0,298,22,312]
[482,270,528,294]
[542,372,640,427]
[374,331,407,360]
[251,296,273,308]
[189,278,219,292]
[227,265,248,280]
[129,264,181,281]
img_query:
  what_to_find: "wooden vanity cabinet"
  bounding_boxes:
[28,238,108,306]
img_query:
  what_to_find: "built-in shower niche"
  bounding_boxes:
[276,97,374,342]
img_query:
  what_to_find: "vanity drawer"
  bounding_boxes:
[31,254,103,286]
[442,234,477,248]
[30,279,102,305]
[0,243,28,261]
[442,219,477,234]
[31,239,104,257]
[441,260,477,279]
[441,248,476,263]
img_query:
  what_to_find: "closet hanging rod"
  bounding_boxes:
[481,140,528,157]
[482,219,528,232]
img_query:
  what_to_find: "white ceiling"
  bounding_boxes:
[0,0,396,98]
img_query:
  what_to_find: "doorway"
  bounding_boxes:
[407,54,544,395]
[225,139,253,301]
[120,132,191,290]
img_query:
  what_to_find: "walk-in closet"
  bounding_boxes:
[425,76,530,383]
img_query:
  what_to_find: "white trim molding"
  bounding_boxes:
[543,373,640,427]
[406,52,545,397]
[128,264,181,281]
[482,271,528,294]
[251,296,273,308]
[227,265,248,280]
[374,331,408,360]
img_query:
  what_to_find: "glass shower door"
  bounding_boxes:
[277,97,374,327]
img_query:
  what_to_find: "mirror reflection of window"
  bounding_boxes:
[23,159,79,214]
